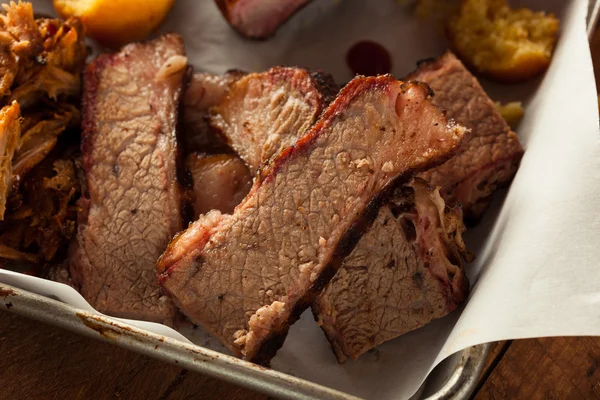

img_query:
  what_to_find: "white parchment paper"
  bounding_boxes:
[2,0,599,399]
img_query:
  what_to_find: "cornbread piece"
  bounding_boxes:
[495,101,524,128]
[447,0,559,82]
[54,0,175,48]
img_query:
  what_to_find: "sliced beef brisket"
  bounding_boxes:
[313,179,470,362]
[209,67,337,172]
[194,55,508,362]
[408,51,524,220]
[313,52,517,361]
[157,76,468,364]
[186,153,252,217]
[183,71,245,153]
[70,34,187,324]
[215,0,312,39]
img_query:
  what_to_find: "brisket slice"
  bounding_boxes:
[312,52,516,361]
[186,153,252,217]
[209,67,337,172]
[183,71,245,153]
[70,34,187,324]
[157,76,469,364]
[313,179,470,362]
[215,0,312,39]
[407,51,524,220]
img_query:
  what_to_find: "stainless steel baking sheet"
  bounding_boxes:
[0,281,488,400]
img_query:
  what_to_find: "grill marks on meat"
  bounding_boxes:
[313,179,470,362]
[157,76,468,363]
[210,67,337,172]
[215,0,311,39]
[186,153,252,217]
[70,34,187,324]
[408,52,524,220]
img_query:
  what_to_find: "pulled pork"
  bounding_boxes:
[0,2,86,106]
[13,102,80,181]
[0,101,20,219]
[0,1,86,265]
[0,145,81,263]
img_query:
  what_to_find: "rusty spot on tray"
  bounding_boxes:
[254,363,268,371]
[76,312,119,340]
[75,312,144,342]
[0,288,15,298]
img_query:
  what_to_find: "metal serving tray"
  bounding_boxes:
[1,3,598,400]
[0,282,488,400]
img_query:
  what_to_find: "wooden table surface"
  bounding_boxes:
[3,15,600,400]
[4,309,600,400]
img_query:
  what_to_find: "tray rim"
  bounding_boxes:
[0,280,490,399]
[0,282,360,400]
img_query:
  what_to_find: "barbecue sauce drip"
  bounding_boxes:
[346,40,392,76]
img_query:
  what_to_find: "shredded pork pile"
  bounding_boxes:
[0,1,86,266]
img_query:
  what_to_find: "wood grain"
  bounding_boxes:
[471,340,512,395]
[6,303,600,400]
[0,311,266,400]
[474,337,600,399]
